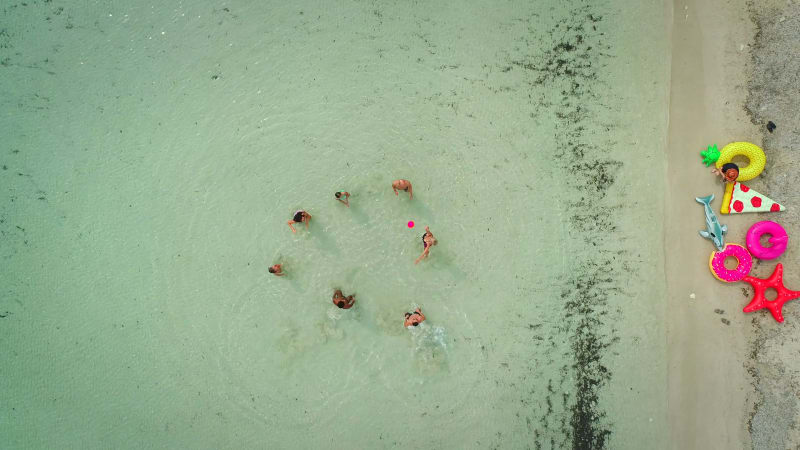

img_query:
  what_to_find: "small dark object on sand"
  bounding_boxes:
[766,121,776,133]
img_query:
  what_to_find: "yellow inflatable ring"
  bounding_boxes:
[715,142,765,182]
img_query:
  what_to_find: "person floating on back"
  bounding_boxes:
[404,308,425,327]
[332,289,355,309]
[392,179,413,199]
[287,210,312,233]
[335,190,350,207]
[415,226,437,264]
[268,264,285,276]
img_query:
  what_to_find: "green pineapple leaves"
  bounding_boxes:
[700,144,720,166]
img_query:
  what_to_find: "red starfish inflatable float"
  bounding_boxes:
[742,264,800,323]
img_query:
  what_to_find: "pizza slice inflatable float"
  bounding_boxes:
[721,182,785,214]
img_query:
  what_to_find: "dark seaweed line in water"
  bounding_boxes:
[511,4,621,449]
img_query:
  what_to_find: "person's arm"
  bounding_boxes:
[305,214,311,229]
[393,186,399,196]
[344,193,350,206]
[408,184,413,199]
[288,221,297,233]
[414,248,429,264]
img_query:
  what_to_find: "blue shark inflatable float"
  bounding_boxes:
[696,194,727,251]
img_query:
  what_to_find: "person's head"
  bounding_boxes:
[412,322,419,327]
[268,267,276,274]
[335,192,342,199]
[721,163,739,181]
[337,300,345,308]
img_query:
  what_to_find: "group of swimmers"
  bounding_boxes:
[269,179,435,328]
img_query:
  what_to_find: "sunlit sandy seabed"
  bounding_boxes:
[1,0,669,448]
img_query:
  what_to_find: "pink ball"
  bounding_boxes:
[408,221,415,228]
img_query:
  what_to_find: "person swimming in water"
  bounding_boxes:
[287,210,312,233]
[392,179,413,199]
[332,289,355,309]
[414,226,437,264]
[268,264,285,276]
[711,163,739,184]
[334,190,350,207]
[404,308,426,327]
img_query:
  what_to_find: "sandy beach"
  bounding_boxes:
[667,0,800,448]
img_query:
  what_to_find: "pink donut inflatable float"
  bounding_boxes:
[746,221,788,260]
[709,244,753,282]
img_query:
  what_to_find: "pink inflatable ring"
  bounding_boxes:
[709,244,752,283]
[746,221,788,260]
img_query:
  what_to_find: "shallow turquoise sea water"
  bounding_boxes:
[1,0,669,448]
